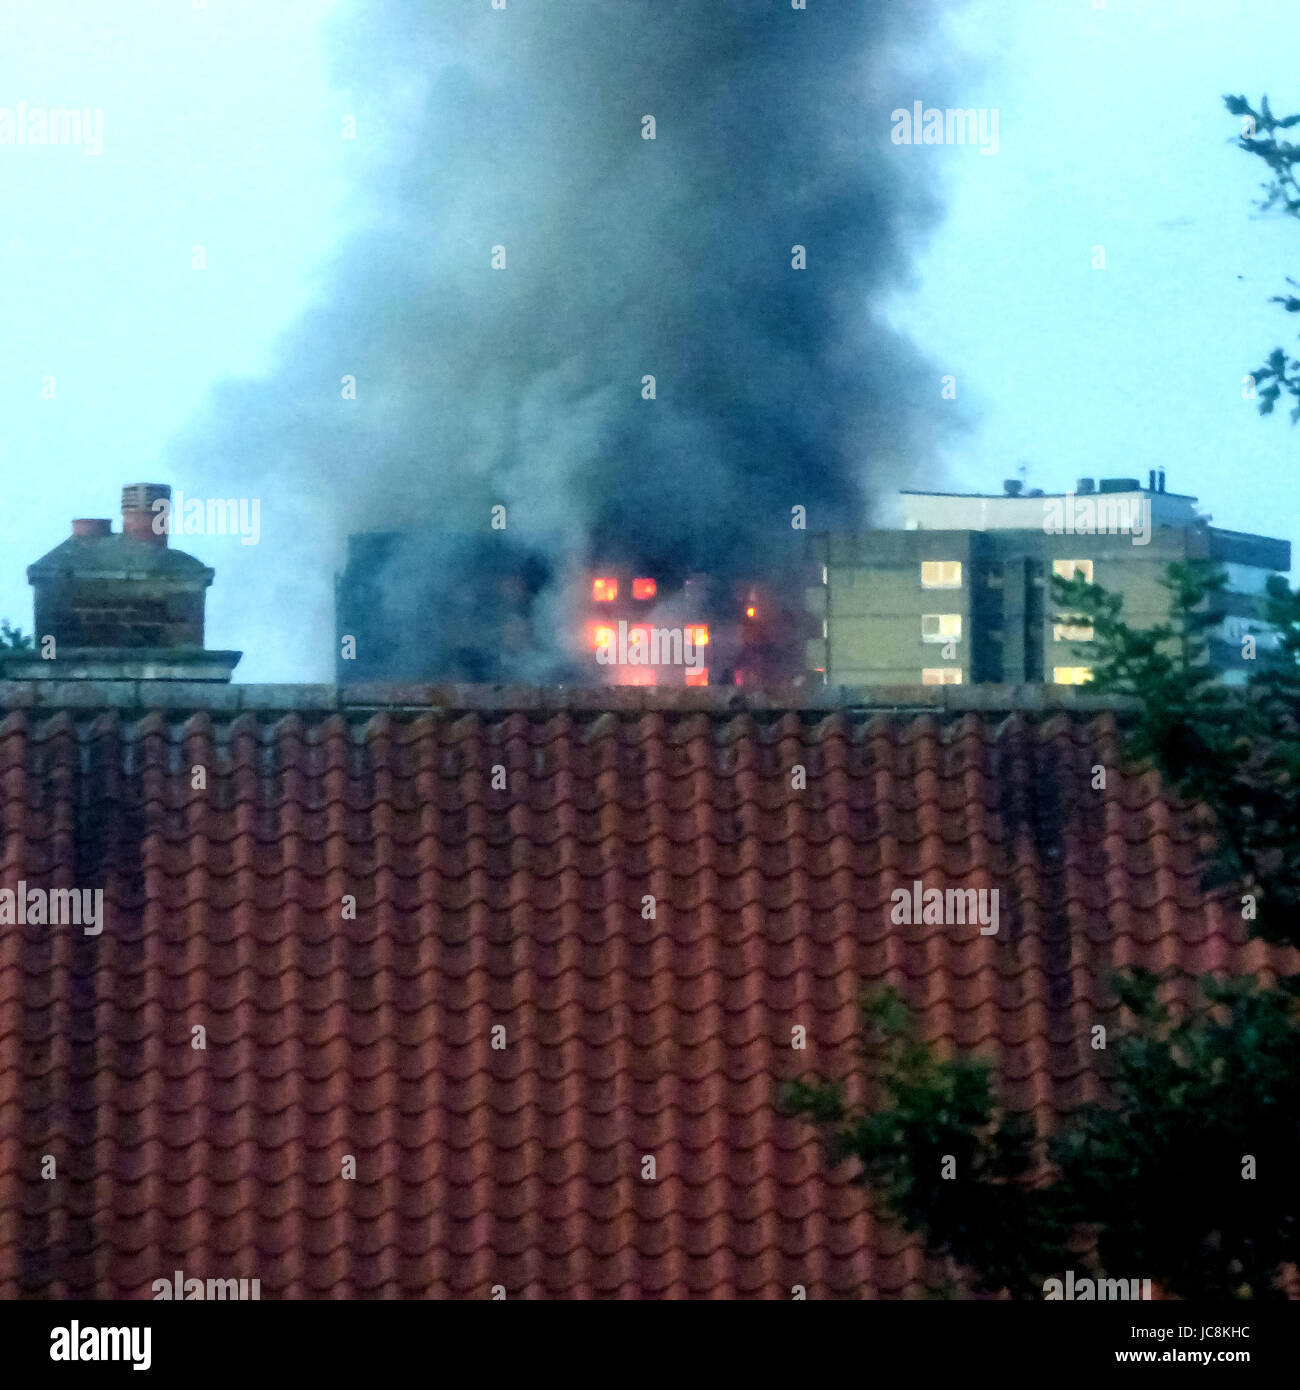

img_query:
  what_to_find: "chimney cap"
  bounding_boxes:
[121,482,171,512]
[121,483,171,546]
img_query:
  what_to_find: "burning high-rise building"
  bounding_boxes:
[335,535,812,688]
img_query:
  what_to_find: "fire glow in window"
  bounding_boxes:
[921,667,963,686]
[632,578,656,600]
[687,625,709,647]
[921,561,962,589]
[592,577,618,602]
[1053,666,1093,686]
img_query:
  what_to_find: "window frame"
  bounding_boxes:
[921,613,962,643]
[1052,559,1094,584]
[920,560,963,590]
[1052,666,1093,686]
[921,667,963,686]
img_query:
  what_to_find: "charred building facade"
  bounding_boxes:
[334,531,811,688]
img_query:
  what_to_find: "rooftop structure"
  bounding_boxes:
[809,475,1291,688]
[5,483,241,683]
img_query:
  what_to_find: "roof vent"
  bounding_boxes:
[1098,477,1141,493]
[121,482,171,545]
[1076,477,1095,495]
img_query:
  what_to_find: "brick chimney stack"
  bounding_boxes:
[6,482,242,682]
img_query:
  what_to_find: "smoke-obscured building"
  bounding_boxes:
[334,531,552,685]
[335,533,809,687]
[805,474,1291,688]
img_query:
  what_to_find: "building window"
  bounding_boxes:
[921,560,962,589]
[1053,666,1093,685]
[1052,622,1095,642]
[1052,559,1094,584]
[921,613,962,643]
[922,667,963,685]
[592,577,618,602]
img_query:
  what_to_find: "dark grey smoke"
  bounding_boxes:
[170,0,965,682]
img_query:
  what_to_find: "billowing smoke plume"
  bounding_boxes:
[170,0,964,682]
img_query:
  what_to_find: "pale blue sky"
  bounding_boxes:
[1,0,1295,679]
[884,0,1300,538]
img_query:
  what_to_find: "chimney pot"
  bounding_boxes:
[72,518,112,538]
[121,482,171,545]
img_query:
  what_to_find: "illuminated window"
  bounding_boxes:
[684,667,709,687]
[590,624,615,651]
[921,613,962,643]
[921,561,962,589]
[632,578,656,600]
[592,577,618,602]
[921,667,963,685]
[1052,559,1094,584]
[745,604,757,619]
[687,624,709,647]
[1053,623,1094,643]
[1053,666,1093,685]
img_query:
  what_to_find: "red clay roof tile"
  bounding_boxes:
[0,702,1294,1298]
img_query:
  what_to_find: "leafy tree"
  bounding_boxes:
[1054,563,1300,953]
[781,565,1300,1299]
[1225,94,1300,421]
[0,620,33,651]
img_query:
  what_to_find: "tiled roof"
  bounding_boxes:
[27,532,213,579]
[0,686,1291,1299]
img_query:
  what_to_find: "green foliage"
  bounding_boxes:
[784,565,1300,1298]
[1054,560,1230,782]
[1224,94,1300,421]
[0,620,33,652]
[1052,971,1300,1300]
[1055,565,1300,952]
[782,971,1300,1300]
[781,990,1072,1299]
